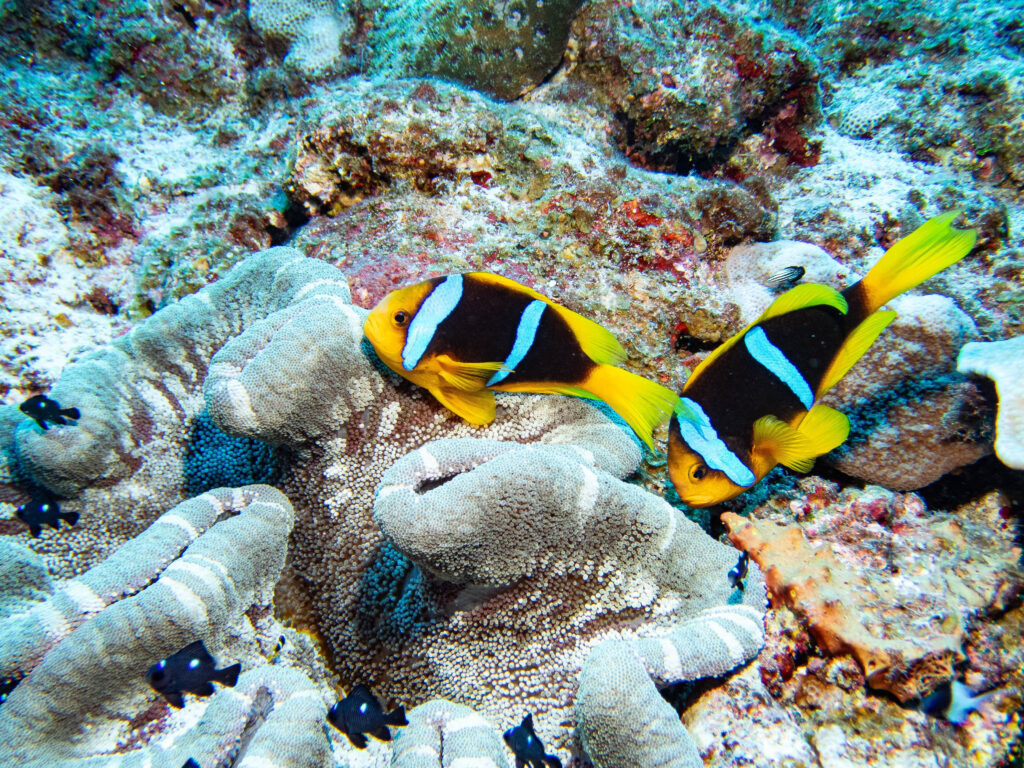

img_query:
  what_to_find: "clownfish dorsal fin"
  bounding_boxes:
[469,272,626,366]
[815,310,897,399]
[429,384,496,425]
[757,283,848,322]
[752,405,849,472]
[434,354,509,391]
[685,285,847,392]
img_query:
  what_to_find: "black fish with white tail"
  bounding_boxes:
[921,680,1001,725]
[146,640,240,708]
[20,394,80,431]
[503,713,562,768]
[327,684,407,749]
[16,497,78,538]
[728,551,749,590]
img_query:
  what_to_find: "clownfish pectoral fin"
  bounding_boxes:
[758,283,849,322]
[430,385,497,425]
[468,273,626,365]
[434,354,509,391]
[753,405,850,473]
[815,310,897,399]
[858,211,976,314]
[752,416,817,473]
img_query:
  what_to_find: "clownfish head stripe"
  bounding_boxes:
[675,398,756,487]
[743,326,814,410]
[402,275,464,370]
[486,299,547,386]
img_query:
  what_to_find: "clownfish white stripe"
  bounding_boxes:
[743,326,814,409]
[676,398,756,487]
[486,299,546,385]
[402,275,464,370]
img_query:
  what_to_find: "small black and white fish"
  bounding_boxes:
[20,394,80,431]
[765,265,806,290]
[16,497,78,538]
[327,684,407,749]
[728,551,749,591]
[921,680,1000,725]
[146,640,241,709]
[503,714,562,768]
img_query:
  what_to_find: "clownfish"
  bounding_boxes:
[668,211,977,507]
[363,273,680,448]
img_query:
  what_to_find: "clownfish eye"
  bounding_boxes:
[690,464,709,481]
[393,310,410,327]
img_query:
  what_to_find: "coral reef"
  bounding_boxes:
[3,246,768,765]
[723,484,1020,701]
[957,334,1024,470]
[572,0,817,172]
[0,0,1022,762]
[0,484,311,766]
[411,0,584,100]
[363,0,582,100]
[249,0,355,77]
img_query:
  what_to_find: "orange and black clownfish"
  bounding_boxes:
[363,272,681,448]
[668,211,977,507]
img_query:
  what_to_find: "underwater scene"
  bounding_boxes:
[0,0,1022,766]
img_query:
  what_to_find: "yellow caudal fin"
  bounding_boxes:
[752,405,849,473]
[469,272,627,365]
[815,310,897,398]
[577,364,681,449]
[435,354,508,391]
[430,385,496,425]
[858,211,976,313]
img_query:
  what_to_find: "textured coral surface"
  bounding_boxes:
[0,0,1022,764]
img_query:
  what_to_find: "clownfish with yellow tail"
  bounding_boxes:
[668,211,977,507]
[363,272,681,448]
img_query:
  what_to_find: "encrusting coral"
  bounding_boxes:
[722,483,1021,702]
[1,246,769,765]
[248,0,355,77]
[0,485,329,767]
[957,334,1024,469]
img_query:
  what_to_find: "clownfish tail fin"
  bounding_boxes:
[854,211,976,316]
[577,365,681,449]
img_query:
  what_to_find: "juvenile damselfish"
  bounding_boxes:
[20,394,80,431]
[668,212,976,507]
[16,497,78,538]
[364,273,680,448]
[146,640,240,708]
[327,684,407,749]
[503,713,562,768]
